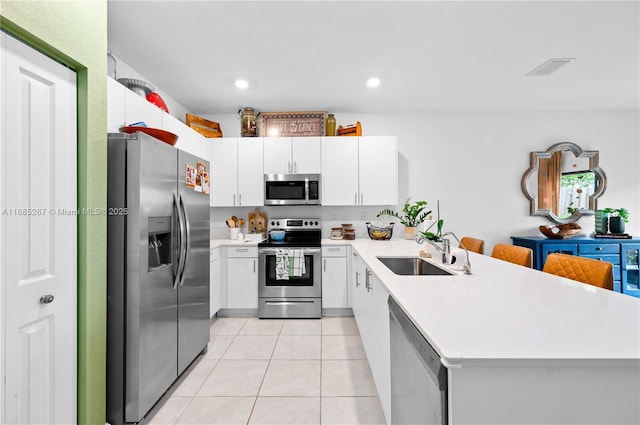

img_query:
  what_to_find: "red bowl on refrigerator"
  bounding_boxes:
[120,126,178,146]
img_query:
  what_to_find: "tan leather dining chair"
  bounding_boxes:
[460,237,485,254]
[542,253,614,290]
[491,244,533,268]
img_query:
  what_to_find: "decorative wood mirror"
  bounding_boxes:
[521,142,607,224]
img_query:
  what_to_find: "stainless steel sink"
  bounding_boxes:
[377,256,454,276]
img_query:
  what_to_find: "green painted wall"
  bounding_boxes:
[1,1,107,424]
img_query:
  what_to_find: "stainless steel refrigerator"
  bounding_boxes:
[106,132,210,425]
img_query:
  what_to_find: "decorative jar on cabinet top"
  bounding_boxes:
[326,114,336,136]
[240,107,257,137]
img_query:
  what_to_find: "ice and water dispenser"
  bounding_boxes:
[148,216,172,270]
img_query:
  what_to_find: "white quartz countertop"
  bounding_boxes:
[210,238,262,249]
[349,239,640,367]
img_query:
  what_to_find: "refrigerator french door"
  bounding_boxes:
[106,132,210,425]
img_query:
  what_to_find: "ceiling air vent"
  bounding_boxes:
[526,58,575,76]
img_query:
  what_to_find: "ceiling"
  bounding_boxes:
[107,1,639,114]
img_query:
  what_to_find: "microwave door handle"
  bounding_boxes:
[305,177,309,204]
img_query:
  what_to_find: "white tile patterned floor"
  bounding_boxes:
[147,317,387,425]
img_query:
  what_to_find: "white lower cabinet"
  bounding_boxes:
[321,245,349,309]
[209,247,221,317]
[226,246,258,309]
[351,249,391,424]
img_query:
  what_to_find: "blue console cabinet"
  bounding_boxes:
[511,236,640,298]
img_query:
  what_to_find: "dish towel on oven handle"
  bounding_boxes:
[289,248,306,277]
[275,249,289,280]
[275,249,306,280]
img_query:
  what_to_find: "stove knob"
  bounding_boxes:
[276,221,280,226]
[304,221,308,226]
[315,221,319,226]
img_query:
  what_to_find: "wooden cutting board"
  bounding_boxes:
[248,208,267,234]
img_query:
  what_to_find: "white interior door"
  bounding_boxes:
[1,32,77,424]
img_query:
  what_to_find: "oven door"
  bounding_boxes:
[259,247,322,298]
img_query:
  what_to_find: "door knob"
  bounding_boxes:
[40,294,55,304]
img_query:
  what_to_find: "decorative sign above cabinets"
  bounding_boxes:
[259,111,325,137]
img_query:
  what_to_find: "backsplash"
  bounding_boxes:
[210,206,436,240]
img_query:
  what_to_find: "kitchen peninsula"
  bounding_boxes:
[348,238,640,425]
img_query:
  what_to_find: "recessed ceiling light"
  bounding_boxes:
[235,79,249,89]
[366,77,381,88]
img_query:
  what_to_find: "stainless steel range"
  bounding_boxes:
[258,218,322,318]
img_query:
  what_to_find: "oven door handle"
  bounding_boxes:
[259,247,321,254]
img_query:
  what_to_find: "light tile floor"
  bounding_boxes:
[147,317,387,425]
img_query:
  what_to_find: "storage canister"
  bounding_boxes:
[240,107,257,137]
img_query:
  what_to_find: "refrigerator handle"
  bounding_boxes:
[178,192,191,287]
[173,192,185,290]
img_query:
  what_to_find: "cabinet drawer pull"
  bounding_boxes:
[328,247,341,251]
[235,248,248,252]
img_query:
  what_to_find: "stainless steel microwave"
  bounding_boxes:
[264,174,321,206]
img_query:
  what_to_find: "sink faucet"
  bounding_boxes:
[415,231,472,275]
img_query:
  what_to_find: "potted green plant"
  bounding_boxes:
[377,199,431,239]
[603,207,629,234]
[420,218,445,242]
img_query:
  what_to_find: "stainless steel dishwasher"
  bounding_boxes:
[389,296,448,424]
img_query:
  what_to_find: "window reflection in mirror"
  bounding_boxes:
[522,142,607,224]
[560,171,597,218]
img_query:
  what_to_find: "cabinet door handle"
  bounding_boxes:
[355,271,360,287]
[365,269,372,292]
[355,193,358,205]
[352,252,358,258]
[233,194,236,206]
[361,193,364,205]
[294,162,298,173]
[323,259,327,272]
[288,161,291,173]
[595,246,603,251]
[238,194,242,206]
[253,259,256,273]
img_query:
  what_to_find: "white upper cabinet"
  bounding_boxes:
[211,138,264,207]
[237,138,264,206]
[291,137,321,174]
[358,136,398,206]
[162,112,209,160]
[107,77,126,132]
[263,137,321,174]
[321,136,397,206]
[211,138,238,207]
[321,137,359,206]
[263,137,290,174]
